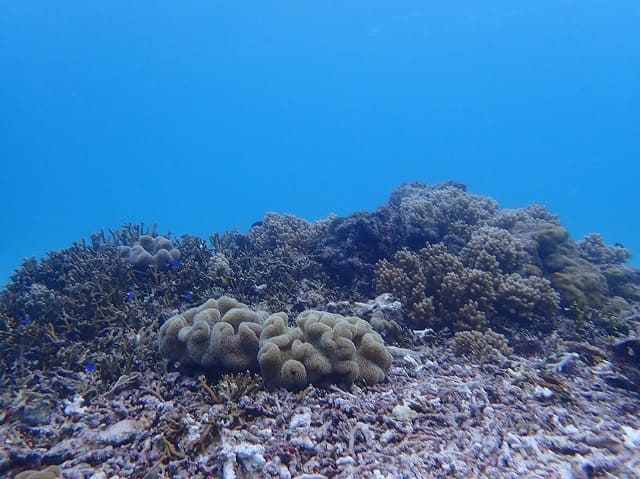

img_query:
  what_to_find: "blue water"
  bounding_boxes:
[1,1,639,287]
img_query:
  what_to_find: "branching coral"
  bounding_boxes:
[376,242,560,331]
[394,182,499,252]
[118,234,180,270]
[459,226,526,274]
[208,214,331,311]
[376,244,496,330]
[0,223,216,382]
[577,233,632,265]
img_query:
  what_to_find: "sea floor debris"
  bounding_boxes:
[1,341,640,478]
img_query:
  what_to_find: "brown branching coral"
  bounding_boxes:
[376,244,497,330]
[376,242,560,331]
[202,371,261,405]
[453,329,513,359]
[496,273,560,321]
[394,182,500,252]
[208,214,331,311]
[577,233,632,265]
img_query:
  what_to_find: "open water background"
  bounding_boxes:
[1,1,639,287]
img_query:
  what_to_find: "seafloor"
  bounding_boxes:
[1,182,639,479]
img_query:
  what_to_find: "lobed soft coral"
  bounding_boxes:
[394,182,499,252]
[158,296,265,373]
[159,297,393,390]
[258,310,392,390]
[376,242,559,331]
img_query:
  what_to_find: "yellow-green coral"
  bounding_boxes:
[158,296,263,373]
[258,310,392,390]
[159,298,392,390]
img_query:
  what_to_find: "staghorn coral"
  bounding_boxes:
[118,234,180,270]
[258,310,392,390]
[158,296,265,373]
[0,223,218,383]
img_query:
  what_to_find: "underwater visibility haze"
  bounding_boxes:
[1,0,639,283]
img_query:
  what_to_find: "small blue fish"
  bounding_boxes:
[125,292,135,302]
[21,317,32,326]
[182,292,193,301]
[171,260,183,269]
[85,364,97,373]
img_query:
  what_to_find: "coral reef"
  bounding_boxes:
[0,224,216,389]
[532,225,610,310]
[159,297,394,391]
[118,234,180,270]
[459,226,526,274]
[0,181,640,478]
[601,266,640,301]
[258,310,393,390]
[311,209,405,295]
[393,181,499,252]
[2,336,640,478]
